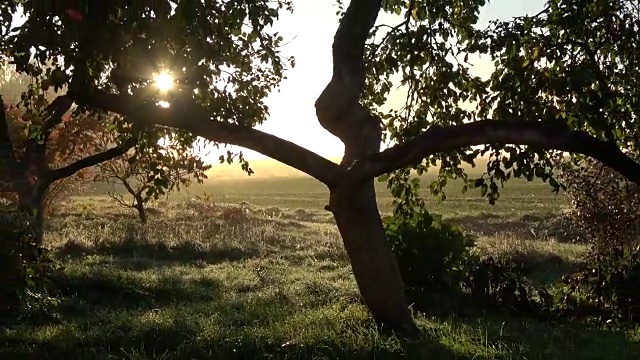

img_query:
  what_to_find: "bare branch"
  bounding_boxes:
[47,137,137,182]
[349,120,640,185]
[72,89,342,186]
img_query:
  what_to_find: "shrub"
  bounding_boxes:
[559,158,640,322]
[463,255,534,313]
[383,210,475,311]
[559,158,640,250]
[0,210,59,323]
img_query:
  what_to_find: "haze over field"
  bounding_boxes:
[204,157,493,179]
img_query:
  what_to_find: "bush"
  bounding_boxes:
[463,255,534,313]
[559,158,640,322]
[0,210,59,323]
[383,210,475,311]
[559,158,640,250]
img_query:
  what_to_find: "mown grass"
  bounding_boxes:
[3,175,640,359]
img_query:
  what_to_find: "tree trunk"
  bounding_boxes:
[134,198,147,223]
[330,181,419,336]
[17,189,45,247]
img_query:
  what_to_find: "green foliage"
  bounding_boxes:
[0,1,291,195]
[463,256,537,314]
[559,158,640,323]
[1,1,293,125]
[0,210,59,323]
[96,118,213,222]
[382,208,551,316]
[382,210,475,310]
[364,0,640,212]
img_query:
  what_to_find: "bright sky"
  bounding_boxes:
[231,0,546,161]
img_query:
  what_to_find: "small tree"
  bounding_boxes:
[560,157,640,250]
[0,71,138,245]
[2,98,100,213]
[96,126,211,223]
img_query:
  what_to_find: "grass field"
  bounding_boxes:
[3,172,640,359]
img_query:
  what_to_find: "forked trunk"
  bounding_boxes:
[330,181,419,336]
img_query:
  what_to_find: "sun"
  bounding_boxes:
[153,71,174,92]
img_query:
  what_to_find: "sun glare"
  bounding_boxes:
[154,72,174,92]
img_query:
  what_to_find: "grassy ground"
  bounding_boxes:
[3,174,640,359]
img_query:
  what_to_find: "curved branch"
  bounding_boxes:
[72,89,342,187]
[349,120,640,185]
[42,95,74,137]
[315,0,383,144]
[47,137,136,182]
[332,0,382,81]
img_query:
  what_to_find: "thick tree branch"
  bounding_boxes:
[349,120,640,185]
[314,0,384,167]
[315,0,383,144]
[72,89,342,186]
[47,137,136,182]
[332,0,382,83]
[42,95,74,138]
[31,95,75,172]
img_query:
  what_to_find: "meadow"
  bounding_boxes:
[2,169,640,359]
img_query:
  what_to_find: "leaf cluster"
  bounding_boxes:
[96,117,212,210]
[0,0,294,127]
[366,0,640,208]
[383,209,475,311]
[0,209,60,322]
[0,69,105,212]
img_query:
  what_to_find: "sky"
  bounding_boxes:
[229,0,547,162]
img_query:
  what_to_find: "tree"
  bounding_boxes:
[0,74,136,244]
[2,97,98,212]
[2,0,640,336]
[96,124,211,223]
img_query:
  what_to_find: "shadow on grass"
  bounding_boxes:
[50,212,135,223]
[52,268,223,312]
[453,313,640,359]
[480,248,582,286]
[55,236,259,267]
[5,260,640,359]
[1,315,463,360]
[449,211,579,242]
[410,294,640,359]
[4,266,463,359]
[6,298,640,359]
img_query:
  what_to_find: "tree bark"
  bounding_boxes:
[17,186,46,247]
[134,199,147,223]
[312,0,418,336]
[330,182,419,336]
